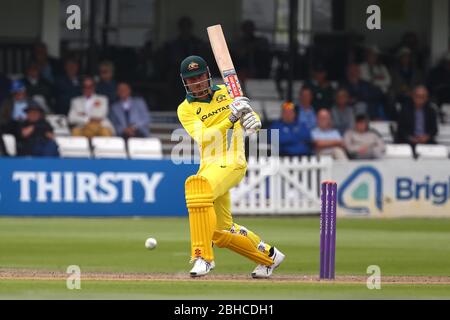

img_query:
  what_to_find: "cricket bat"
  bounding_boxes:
[207,24,243,99]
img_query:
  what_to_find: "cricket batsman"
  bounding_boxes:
[177,55,285,278]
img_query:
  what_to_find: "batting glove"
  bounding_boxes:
[228,97,253,123]
[240,112,261,134]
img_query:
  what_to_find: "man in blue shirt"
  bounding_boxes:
[296,86,317,130]
[270,102,312,157]
[311,109,348,160]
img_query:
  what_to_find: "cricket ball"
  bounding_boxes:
[145,237,157,250]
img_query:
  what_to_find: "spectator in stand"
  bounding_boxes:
[344,114,385,159]
[233,20,272,79]
[341,63,385,120]
[0,80,39,134]
[54,58,82,115]
[15,102,59,157]
[304,63,335,110]
[396,85,438,149]
[296,86,317,130]
[391,32,428,72]
[0,72,10,107]
[360,45,391,94]
[155,16,210,110]
[311,109,348,160]
[21,62,54,112]
[269,102,311,157]
[390,47,424,105]
[330,88,355,135]
[69,77,113,138]
[96,60,117,105]
[427,52,450,108]
[31,42,60,84]
[110,82,151,139]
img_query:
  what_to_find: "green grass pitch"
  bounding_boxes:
[0,217,449,299]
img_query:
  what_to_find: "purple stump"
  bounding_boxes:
[319,183,326,279]
[329,182,337,279]
[325,182,333,278]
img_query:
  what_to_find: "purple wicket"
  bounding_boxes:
[320,181,337,280]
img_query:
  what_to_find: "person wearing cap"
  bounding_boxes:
[269,101,312,157]
[0,80,40,134]
[69,76,114,138]
[390,47,424,106]
[177,55,285,279]
[304,63,335,110]
[343,114,385,160]
[15,102,59,157]
[360,45,392,94]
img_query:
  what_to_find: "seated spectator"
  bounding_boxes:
[96,60,117,105]
[304,64,335,110]
[0,80,39,134]
[344,114,385,159]
[427,52,450,107]
[396,86,438,149]
[296,86,317,130]
[69,77,113,138]
[54,58,81,115]
[331,88,355,135]
[390,47,424,105]
[233,20,272,79]
[341,63,387,120]
[110,82,151,138]
[360,45,391,94]
[311,109,348,160]
[31,42,61,84]
[15,103,59,157]
[269,102,312,157]
[21,62,54,111]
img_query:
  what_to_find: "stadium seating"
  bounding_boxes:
[245,79,280,100]
[441,104,450,123]
[128,137,163,159]
[415,144,449,159]
[263,100,283,122]
[384,144,414,159]
[436,124,450,147]
[55,136,91,158]
[2,134,16,156]
[46,115,71,136]
[91,137,127,159]
[370,121,394,143]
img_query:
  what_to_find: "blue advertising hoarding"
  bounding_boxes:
[0,158,198,216]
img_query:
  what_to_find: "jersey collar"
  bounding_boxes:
[186,84,221,103]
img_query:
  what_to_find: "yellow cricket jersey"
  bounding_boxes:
[177,85,259,167]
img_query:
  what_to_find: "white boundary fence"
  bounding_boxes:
[231,156,333,215]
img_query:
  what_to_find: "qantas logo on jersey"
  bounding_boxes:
[200,106,230,121]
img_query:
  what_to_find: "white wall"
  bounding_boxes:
[0,0,42,39]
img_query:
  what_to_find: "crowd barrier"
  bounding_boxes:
[0,157,449,217]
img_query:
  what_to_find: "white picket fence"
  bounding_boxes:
[231,156,333,215]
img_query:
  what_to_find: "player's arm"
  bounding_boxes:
[177,107,235,146]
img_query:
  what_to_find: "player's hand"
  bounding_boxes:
[229,96,253,118]
[241,112,261,134]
